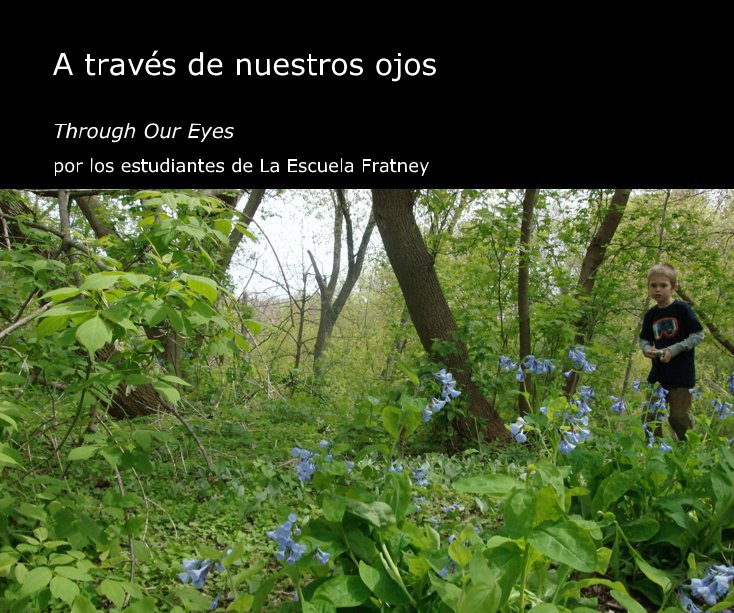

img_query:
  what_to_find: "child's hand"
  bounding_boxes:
[660,349,672,363]
[645,348,659,359]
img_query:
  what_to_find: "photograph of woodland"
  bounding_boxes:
[1,188,733,612]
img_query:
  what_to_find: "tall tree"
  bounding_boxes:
[372,189,509,443]
[565,189,631,395]
[517,189,537,414]
[309,190,376,376]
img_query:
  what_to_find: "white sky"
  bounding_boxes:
[228,189,382,300]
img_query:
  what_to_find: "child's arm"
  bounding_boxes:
[666,330,704,357]
[639,312,657,358]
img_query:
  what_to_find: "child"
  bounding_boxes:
[639,263,704,439]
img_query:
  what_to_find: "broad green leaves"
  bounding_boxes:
[75,316,112,356]
[527,520,597,572]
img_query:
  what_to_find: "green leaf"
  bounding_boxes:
[41,303,97,318]
[19,566,53,595]
[132,430,152,451]
[152,382,180,405]
[504,489,537,538]
[344,499,395,529]
[322,494,346,523]
[251,575,276,612]
[313,575,371,607]
[449,539,472,568]
[40,287,82,302]
[67,445,100,461]
[228,593,255,612]
[383,471,411,524]
[75,316,112,356]
[395,360,419,385]
[0,412,18,429]
[50,575,80,604]
[126,373,154,385]
[123,597,155,613]
[166,307,185,333]
[345,528,379,562]
[609,590,647,613]
[234,223,257,241]
[244,319,263,335]
[459,578,502,613]
[623,516,660,542]
[0,373,26,385]
[17,502,47,522]
[37,316,70,338]
[528,520,597,572]
[98,579,126,608]
[454,474,522,498]
[381,405,421,439]
[429,572,462,610]
[591,469,642,515]
[71,594,99,613]
[528,605,561,613]
[160,375,192,387]
[80,272,124,291]
[632,552,672,593]
[303,599,337,613]
[54,565,93,581]
[119,272,151,287]
[358,561,410,605]
[181,273,218,303]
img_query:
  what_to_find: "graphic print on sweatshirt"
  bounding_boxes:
[653,317,679,340]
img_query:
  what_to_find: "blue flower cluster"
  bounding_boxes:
[643,423,672,453]
[412,464,429,487]
[609,395,626,414]
[566,346,597,374]
[422,369,461,422]
[712,399,734,418]
[645,385,670,418]
[499,355,555,382]
[313,547,330,565]
[684,564,734,607]
[690,386,703,399]
[509,417,527,443]
[728,374,734,394]
[178,549,231,590]
[388,462,404,473]
[676,590,703,613]
[292,447,319,482]
[266,513,307,564]
[558,389,592,455]
[291,441,353,482]
[179,558,217,589]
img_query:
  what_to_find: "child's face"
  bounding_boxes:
[648,274,676,307]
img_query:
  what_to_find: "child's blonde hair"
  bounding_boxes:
[647,263,678,286]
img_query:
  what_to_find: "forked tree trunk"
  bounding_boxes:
[565,188,631,395]
[372,189,509,443]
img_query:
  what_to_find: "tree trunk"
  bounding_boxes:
[566,188,631,395]
[518,189,537,414]
[311,190,376,376]
[372,189,509,443]
[219,189,266,271]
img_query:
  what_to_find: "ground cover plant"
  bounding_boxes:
[1,188,734,611]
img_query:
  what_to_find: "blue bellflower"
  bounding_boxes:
[509,417,527,443]
[267,513,307,565]
[609,396,626,414]
[179,558,213,589]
